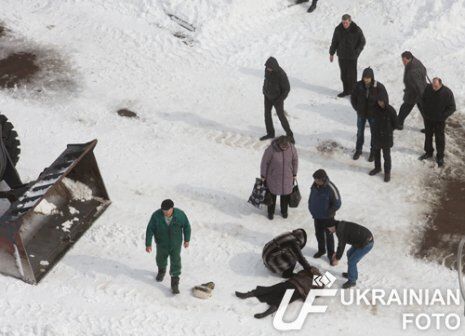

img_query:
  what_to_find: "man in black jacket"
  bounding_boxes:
[350,67,388,161]
[260,57,295,144]
[327,220,374,289]
[419,77,456,167]
[398,51,428,130]
[329,14,366,97]
[262,229,315,278]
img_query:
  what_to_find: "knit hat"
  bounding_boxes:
[161,199,174,211]
[312,169,327,180]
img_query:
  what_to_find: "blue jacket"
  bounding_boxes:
[308,179,341,219]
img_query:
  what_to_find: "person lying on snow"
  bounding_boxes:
[235,267,323,319]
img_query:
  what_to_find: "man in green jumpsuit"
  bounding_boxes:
[145,199,191,294]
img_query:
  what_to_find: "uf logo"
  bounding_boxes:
[273,272,338,331]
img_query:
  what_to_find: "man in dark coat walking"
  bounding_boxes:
[397,51,428,130]
[329,14,366,97]
[369,90,398,182]
[260,57,295,144]
[350,67,388,161]
[328,220,374,289]
[308,169,341,265]
[419,77,456,167]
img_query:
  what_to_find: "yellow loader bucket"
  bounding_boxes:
[0,140,110,284]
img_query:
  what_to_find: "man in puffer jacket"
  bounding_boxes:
[260,57,295,144]
[262,229,313,278]
[308,169,341,265]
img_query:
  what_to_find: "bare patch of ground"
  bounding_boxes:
[117,108,138,119]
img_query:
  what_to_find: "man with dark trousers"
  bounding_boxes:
[295,0,318,12]
[419,77,456,167]
[397,51,428,130]
[328,220,374,289]
[350,67,389,161]
[308,169,341,266]
[329,14,366,98]
[260,57,295,144]
[145,199,191,294]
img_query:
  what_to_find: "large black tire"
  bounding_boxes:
[0,114,20,165]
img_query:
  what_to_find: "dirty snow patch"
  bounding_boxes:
[34,199,58,215]
[63,178,93,201]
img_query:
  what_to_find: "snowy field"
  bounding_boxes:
[0,0,464,335]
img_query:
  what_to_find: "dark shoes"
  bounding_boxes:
[342,280,356,289]
[337,92,350,98]
[313,251,325,259]
[260,134,274,141]
[342,272,349,279]
[437,158,444,167]
[368,152,375,162]
[254,305,278,319]
[236,290,256,299]
[384,173,391,183]
[397,124,404,130]
[156,269,166,282]
[369,168,381,176]
[171,276,180,294]
[307,3,317,12]
[352,151,362,160]
[288,135,296,144]
[419,153,433,161]
[282,212,288,219]
[420,128,425,133]
[267,213,274,220]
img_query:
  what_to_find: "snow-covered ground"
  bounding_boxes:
[0,0,464,335]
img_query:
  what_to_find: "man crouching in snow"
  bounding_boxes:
[328,220,374,289]
[145,199,191,294]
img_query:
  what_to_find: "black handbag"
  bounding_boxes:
[288,182,301,208]
[248,178,267,208]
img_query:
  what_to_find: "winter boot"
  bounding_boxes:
[418,153,433,161]
[295,0,309,4]
[235,290,256,299]
[367,151,375,162]
[384,173,391,183]
[337,92,350,98]
[342,272,349,279]
[171,276,180,294]
[307,0,317,12]
[352,151,362,160]
[369,168,381,176]
[342,280,356,289]
[260,134,274,141]
[313,251,325,258]
[437,158,444,167]
[288,134,296,144]
[156,268,166,282]
[254,305,278,319]
[267,212,274,220]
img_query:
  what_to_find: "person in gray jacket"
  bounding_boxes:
[397,51,428,130]
[261,136,298,220]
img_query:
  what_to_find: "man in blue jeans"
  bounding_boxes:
[350,67,389,162]
[327,220,374,289]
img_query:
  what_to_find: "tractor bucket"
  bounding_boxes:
[0,139,110,284]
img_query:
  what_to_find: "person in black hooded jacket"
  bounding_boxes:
[260,57,295,144]
[370,91,398,182]
[350,67,388,161]
[329,14,366,97]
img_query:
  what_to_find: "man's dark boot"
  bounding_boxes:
[295,0,308,4]
[288,134,295,144]
[337,92,350,98]
[260,134,274,141]
[254,305,278,319]
[368,151,375,162]
[419,153,433,161]
[437,158,444,167]
[342,280,356,289]
[156,268,166,282]
[171,276,180,294]
[313,251,325,258]
[307,0,317,12]
[369,168,381,176]
[384,173,391,183]
[235,290,256,299]
[352,151,362,160]
[342,272,349,279]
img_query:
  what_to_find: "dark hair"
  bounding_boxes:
[341,14,351,21]
[432,77,443,85]
[276,135,290,146]
[161,199,174,211]
[312,169,327,180]
[401,51,413,60]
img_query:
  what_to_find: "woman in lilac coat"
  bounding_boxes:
[260,136,298,220]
